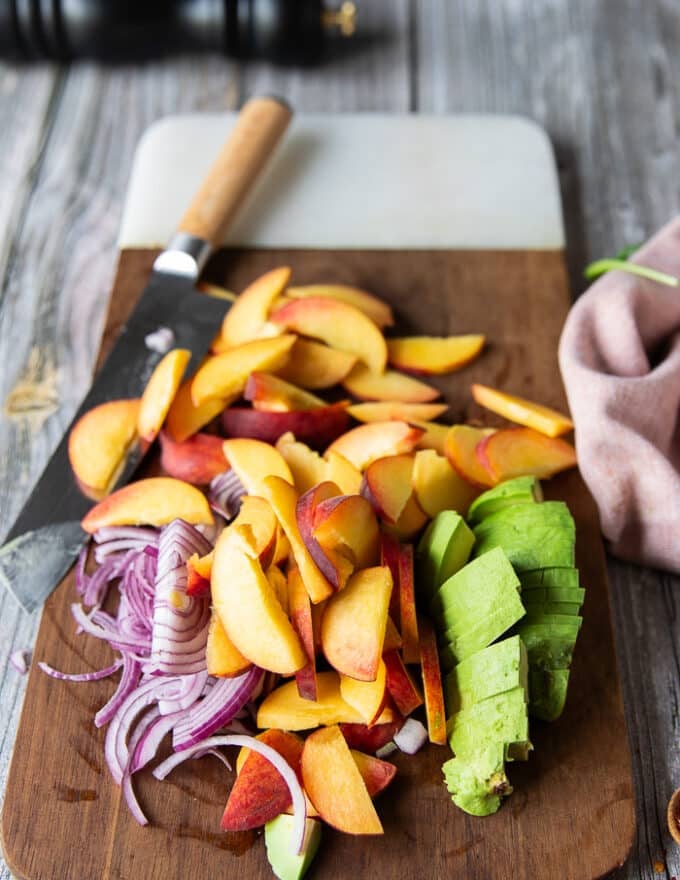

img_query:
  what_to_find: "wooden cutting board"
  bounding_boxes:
[1,116,634,879]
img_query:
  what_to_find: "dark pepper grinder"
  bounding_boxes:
[0,0,357,64]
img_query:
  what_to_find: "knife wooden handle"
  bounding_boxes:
[177,95,292,246]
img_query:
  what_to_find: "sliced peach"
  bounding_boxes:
[301,725,383,834]
[312,495,380,570]
[325,421,425,471]
[81,477,214,533]
[339,721,403,755]
[222,403,350,450]
[217,266,291,349]
[477,426,578,482]
[261,476,334,604]
[267,564,289,615]
[383,616,403,652]
[230,495,279,571]
[270,297,387,374]
[350,750,397,797]
[276,433,328,494]
[211,525,306,675]
[340,659,387,726]
[206,610,251,677]
[222,437,293,496]
[397,544,419,664]
[276,338,358,389]
[285,284,394,328]
[187,551,212,597]
[418,615,447,745]
[137,348,191,441]
[325,450,363,495]
[382,649,423,716]
[288,567,318,701]
[386,334,485,375]
[164,377,229,442]
[192,335,296,406]
[342,363,440,403]
[412,448,480,517]
[321,567,392,681]
[380,532,401,622]
[361,454,414,524]
[471,383,574,437]
[296,481,350,590]
[348,401,449,423]
[221,728,303,830]
[245,372,327,412]
[257,671,364,729]
[383,493,429,542]
[412,420,450,455]
[159,431,228,484]
[68,399,140,494]
[444,424,497,488]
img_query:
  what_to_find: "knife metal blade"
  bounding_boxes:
[0,96,292,612]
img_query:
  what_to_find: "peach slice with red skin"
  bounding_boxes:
[380,532,401,622]
[382,492,429,542]
[296,481,348,590]
[412,420,450,455]
[383,616,403,652]
[339,721,403,755]
[228,495,279,572]
[324,450,362,494]
[301,725,384,835]
[245,372,327,412]
[340,659,387,726]
[397,543,419,664]
[382,649,423,716]
[285,284,394,329]
[222,437,294,496]
[312,494,381,572]
[81,477,214,533]
[386,334,485,375]
[350,750,397,797]
[276,338,358,389]
[476,426,578,482]
[445,424,497,488]
[256,671,365,730]
[325,421,425,471]
[361,454,415,524]
[137,348,191,441]
[205,610,251,677]
[217,266,291,349]
[348,401,449,423]
[342,363,440,403]
[288,566,319,701]
[276,433,328,494]
[159,431,229,484]
[471,383,574,438]
[270,297,388,374]
[187,550,213,597]
[222,403,350,450]
[321,566,392,682]
[191,334,297,406]
[412,448,480,517]
[164,377,229,442]
[418,615,447,745]
[68,398,140,495]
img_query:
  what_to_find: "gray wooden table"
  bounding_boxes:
[0,2,678,878]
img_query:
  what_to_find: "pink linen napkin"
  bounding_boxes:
[558,216,680,573]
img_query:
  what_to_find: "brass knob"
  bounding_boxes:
[322,2,357,37]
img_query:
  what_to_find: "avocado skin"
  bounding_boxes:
[528,667,571,721]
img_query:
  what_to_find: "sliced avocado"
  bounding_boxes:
[521,613,583,628]
[528,666,571,721]
[444,635,528,715]
[416,511,475,598]
[431,546,520,622]
[447,686,530,760]
[265,814,322,880]
[517,621,581,669]
[440,595,526,663]
[522,600,582,616]
[442,742,511,816]
[473,501,575,571]
[520,584,585,605]
[520,566,580,589]
[467,476,542,525]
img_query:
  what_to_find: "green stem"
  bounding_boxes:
[584,258,678,287]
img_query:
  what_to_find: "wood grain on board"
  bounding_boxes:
[1,247,635,880]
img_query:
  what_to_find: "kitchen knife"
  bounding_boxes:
[0,95,292,613]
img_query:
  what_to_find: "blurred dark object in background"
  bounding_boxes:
[0,0,357,65]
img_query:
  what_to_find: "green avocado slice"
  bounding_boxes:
[528,666,571,721]
[522,600,582,616]
[466,476,542,525]
[444,635,528,715]
[473,502,575,571]
[520,567,580,589]
[520,584,585,605]
[439,595,526,663]
[416,511,475,599]
[442,742,511,816]
[517,621,581,669]
[431,546,521,623]
[264,814,322,880]
[447,686,530,760]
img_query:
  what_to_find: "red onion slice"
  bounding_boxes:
[152,734,307,855]
[38,659,123,682]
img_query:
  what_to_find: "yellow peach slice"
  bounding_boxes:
[276,433,328,494]
[257,671,364,730]
[471,383,574,437]
[360,454,415,524]
[444,424,497,488]
[217,266,291,349]
[325,421,425,471]
[245,372,326,412]
[342,363,440,403]
[285,284,394,329]
[348,401,449,423]
[476,426,578,482]
[340,659,387,725]
[206,610,251,678]
[137,348,191,441]
[222,437,293,496]
[191,335,296,406]
[324,450,363,495]
[412,448,480,517]
[211,525,306,675]
[68,398,140,494]
[412,420,450,455]
[81,477,214,533]
[276,338,358,389]
[270,297,387,374]
[164,377,232,442]
[386,334,485,375]
[382,493,429,541]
